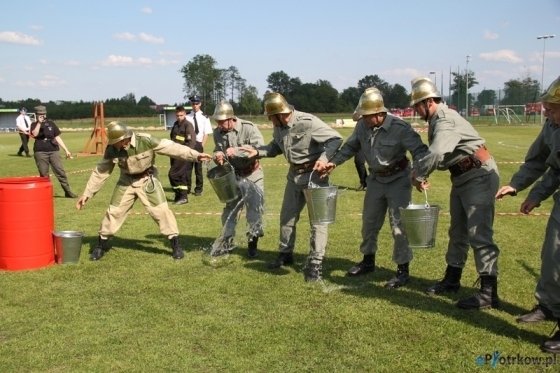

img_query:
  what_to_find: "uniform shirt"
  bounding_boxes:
[414,102,493,183]
[16,113,31,134]
[212,117,264,172]
[82,132,201,198]
[170,118,196,148]
[31,119,61,152]
[187,111,213,143]
[331,114,428,183]
[256,110,342,164]
[509,118,559,192]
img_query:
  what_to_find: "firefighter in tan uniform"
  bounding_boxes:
[410,77,501,310]
[496,77,560,353]
[324,88,428,288]
[242,92,343,281]
[76,121,211,261]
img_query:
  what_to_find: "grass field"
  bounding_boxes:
[1,121,559,372]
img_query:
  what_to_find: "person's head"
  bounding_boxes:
[107,121,133,149]
[19,107,27,114]
[354,87,388,128]
[175,106,187,120]
[189,95,202,112]
[212,101,236,133]
[35,105,47,122]
[541,76,560,125]
[410,77,442,121]
[263,92,292,127]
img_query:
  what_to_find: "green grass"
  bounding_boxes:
[1,123,559,372]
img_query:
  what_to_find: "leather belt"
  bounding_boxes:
[373,158,409,177]
[449,145,491,177]
[290,161,315,175]
[128,167,154,179]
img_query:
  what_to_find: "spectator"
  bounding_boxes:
[185,95,213,196]
[16,107,32,157]
[30,105,77,198]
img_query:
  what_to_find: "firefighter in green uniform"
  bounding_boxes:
[75,121,211,261]
[410,77,501,310]
[210,101,265,258]
[324,88,428,288]
[496,76,560,353]
[242,92,343,281]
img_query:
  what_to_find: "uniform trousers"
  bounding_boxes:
[359,173,413,264]
[34,151,72,193]
[279,170,329,265]
[99,175,178,239]
[445,170,500,276]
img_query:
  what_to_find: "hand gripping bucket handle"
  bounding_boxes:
[399,189,440,248]
[303,170,338,225]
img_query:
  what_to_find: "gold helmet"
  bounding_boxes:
[540,76,560,104]
[212,101,235,121]
[264,92,292,116]
[410,77,441,106]
[107,121,133,145]
[354,87,388,117]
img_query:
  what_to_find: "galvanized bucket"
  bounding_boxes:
[303,171,338,225]
[399,190,440,248]
[207,161,239,203]
[53,231,84,264]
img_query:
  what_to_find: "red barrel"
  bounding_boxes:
[0,176,55,270]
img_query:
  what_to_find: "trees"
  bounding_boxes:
[501,77,540,105]
[450,71,479,111]
[237,86,262,116]
[266,71,302,97]
[180,54,222,109]
[475,89,497,108]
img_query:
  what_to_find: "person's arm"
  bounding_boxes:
[54,135,72,158]
[31,121,41,137]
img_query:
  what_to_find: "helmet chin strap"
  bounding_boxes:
[422,101,430,122]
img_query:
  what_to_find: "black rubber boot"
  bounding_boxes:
[170,236,184,259]
[247,237,258,258]
[267,252,294,269]
[541,323,560,354]
[385,263,410,289]
[346,254,375,277]
[90,236,110,261]
[304,261,323,282]
[426,265,462,295]
[456,275,500,309]
[517,304,555,323]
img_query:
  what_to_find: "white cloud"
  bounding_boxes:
[483,30,499,40]
[114,32,136,41]
[479,49,522,64]
[37,75,66,88]
[138,32,164,44]
[100,54,177,68]
[114,32,164,44]
[102,55,136,67]
[0,31,40,45]
[141,7,152,14]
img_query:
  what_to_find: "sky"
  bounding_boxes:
[1,0,559,106]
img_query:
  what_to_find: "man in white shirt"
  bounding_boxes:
[16,107,32,157]
[186,95,213,196]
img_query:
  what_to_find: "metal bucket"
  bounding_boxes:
[399,203,440,248]
[304,185,338,225]
[53,231,84,264]
[207,162,240,203]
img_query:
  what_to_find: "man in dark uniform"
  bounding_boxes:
[168,106,196,205]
